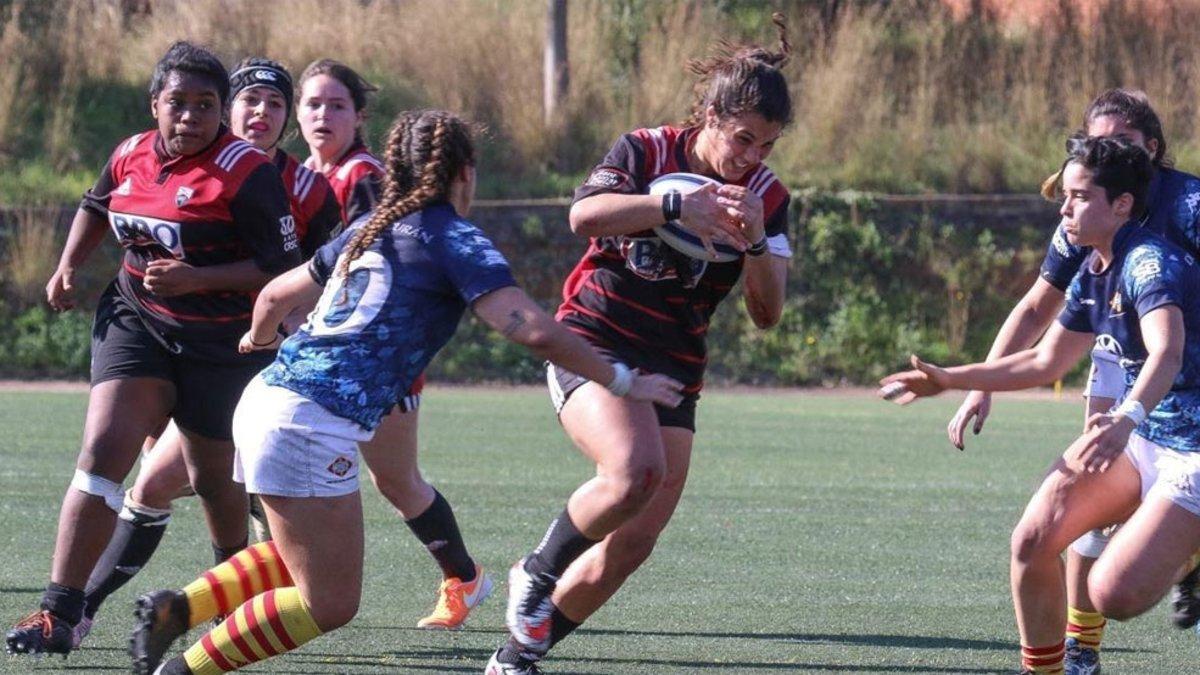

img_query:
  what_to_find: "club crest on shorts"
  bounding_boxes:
[327,456,354,477]
[175,186,195,208]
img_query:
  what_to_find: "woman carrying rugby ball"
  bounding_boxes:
[488,14,793,675]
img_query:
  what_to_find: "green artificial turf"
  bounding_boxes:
[1,388,1197,673]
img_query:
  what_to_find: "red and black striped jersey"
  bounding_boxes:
[304,141,383,228]
[273,150,341,257]
[81,128,301,344]
[556,125,791,393]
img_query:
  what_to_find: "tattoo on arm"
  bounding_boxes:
[501,310,527,337]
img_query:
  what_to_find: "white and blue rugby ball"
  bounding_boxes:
[649,172,740,263]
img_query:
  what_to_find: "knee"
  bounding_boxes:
[368,467,426,505]
[1088,566,1150,620]
[605,459,665,516]
[131,472,182,510]
[189,472,238,502]
[1010,520,1061,568]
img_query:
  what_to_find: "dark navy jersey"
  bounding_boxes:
[1059,223,1200,451]
[260,203,516,430]
[304,141,383,229]
[81,128,301,345]
[273,150,341,258]
[1042,167,1200,290]
[557,125,791,394]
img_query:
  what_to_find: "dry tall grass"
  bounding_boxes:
[2,208,62,305]
[5,0,1200,196]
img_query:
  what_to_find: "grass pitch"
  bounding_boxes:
[2,387,1199,674]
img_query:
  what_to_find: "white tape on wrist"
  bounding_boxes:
[1113,399,1147,426]
[606,362,634,397]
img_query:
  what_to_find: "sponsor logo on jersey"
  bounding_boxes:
[1095,333,1124,356]
[175,186,194,207]
[585,168,629,189]
[1130,258,1162,283]
[279,215,299,252]
[115,177,133,196]
[617,236,706,287]
[108,211,185,259]
[1109,292,1124,315]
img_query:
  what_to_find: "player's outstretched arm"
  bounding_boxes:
[881,322,1093,405]
[1076,305,1184,472]
[472,285,685,407]
[949,277,1067,448]
[239,263,323,353]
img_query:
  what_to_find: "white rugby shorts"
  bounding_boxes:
[232,375,373,498]
[1124,433,1200,518]
[1085,348,1125,402]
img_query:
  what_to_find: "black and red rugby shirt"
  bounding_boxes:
[557,125,791,395]
[304,141,382,228]
[274,150,341,257]
[81,129,301,344]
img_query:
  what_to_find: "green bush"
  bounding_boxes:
[0,304,91,378]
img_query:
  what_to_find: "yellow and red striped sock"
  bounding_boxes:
[182,587,321,674]
[182,541,293,628]
[1021,640,1065,674]
[1065,606,1106,651]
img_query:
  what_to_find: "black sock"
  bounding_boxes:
[524,508,600,578]
[83,501,171,619]
[498,635,543,665]
[549,604,581,648]
[40,583,85,626]
[212,537,248,565]
[404,490,475,581]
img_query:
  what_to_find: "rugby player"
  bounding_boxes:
[72,56,341,646]
[296,59,493,629]
[488,14,793,675]
[5,42,300,657]
[884,135,1200,675]
[945,89,1200,674]
[129,109,684,675]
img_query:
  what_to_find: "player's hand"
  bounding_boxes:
[678,184,751,257]
[947,390,992,450]
[143,259,201,297]
[878,355,952,405]
[46,266,77,312]
[1075,413,1136,473]
[626,373,686,408]
[715,184,765,244]
[238,330,281,353]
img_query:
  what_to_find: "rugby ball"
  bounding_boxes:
[649,172,740,263]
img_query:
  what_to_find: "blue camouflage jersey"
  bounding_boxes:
[260,202,516,430]
[1042,167,1200,290]
[1059,223,1200,451]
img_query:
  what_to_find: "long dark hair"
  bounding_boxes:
[684,12,793,128]
[334,110,475,283]
[1083,88,1169,168]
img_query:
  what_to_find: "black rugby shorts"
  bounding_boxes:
[90,282,271,441]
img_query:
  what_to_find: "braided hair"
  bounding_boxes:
[684,12,793,128]
[334,110,476,283]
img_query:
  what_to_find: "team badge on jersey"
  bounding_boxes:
[1109,292,1124,315]
[585,168,630,189]
[115,177,133,196]
[175,186,194,207]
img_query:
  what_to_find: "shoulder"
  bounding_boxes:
[109,130,156,174]
[627,126,685,173]
[1122,235,1175,289]
[336,150,385,184]
[212,135,271,179]
[741,163,789,216]
[290,160,331,206]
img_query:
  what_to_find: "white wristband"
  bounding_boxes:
[605,362,634,397]
[1113,399,1147,426]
